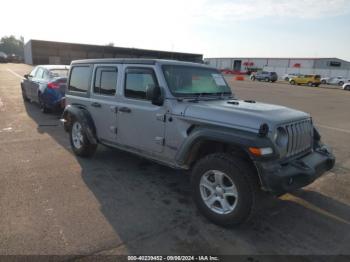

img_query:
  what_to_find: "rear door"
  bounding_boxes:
[116,65,166,153]
[88,64,121,143]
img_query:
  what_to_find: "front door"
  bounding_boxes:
[88,64,121,143]
[116,66,166,153]
[30,67,45,101]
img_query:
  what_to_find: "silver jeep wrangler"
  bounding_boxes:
[62,59,335,226]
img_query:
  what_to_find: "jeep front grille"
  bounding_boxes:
[284,119,313,157]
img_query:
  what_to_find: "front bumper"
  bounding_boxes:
[256,145,335,194]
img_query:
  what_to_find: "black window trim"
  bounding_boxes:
[68,65,92,94]
[123,66,159,101]
[93,65,119,97]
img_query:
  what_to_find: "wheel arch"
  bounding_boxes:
[176,126,275,188]
[62,105,98,144]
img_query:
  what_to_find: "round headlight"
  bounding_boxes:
[275,127,288,148]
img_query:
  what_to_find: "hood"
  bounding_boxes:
[182,99,310,132]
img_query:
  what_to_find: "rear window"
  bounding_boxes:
[50,69,69,78]
[68,66,91,92]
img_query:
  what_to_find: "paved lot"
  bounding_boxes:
[1,63,350,256]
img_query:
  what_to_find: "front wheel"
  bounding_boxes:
[265,77,270,82]
[70,119,97,157]
[339,81,344,86]
[191,153,259,226]
[290,80,295,85]
[307,82,313,87]
[38,94,50,113]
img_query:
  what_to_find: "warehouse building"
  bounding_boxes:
[205,57,350,78]
[24,39,203,65]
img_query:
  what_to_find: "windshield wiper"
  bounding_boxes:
[187,92,232,102]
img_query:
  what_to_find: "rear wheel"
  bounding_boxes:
[191,153,259,226]
[307,82,313,87]
[265,77,270,82]
[70,119,97,157]
[38,94,50,113]
[321,80,326,84]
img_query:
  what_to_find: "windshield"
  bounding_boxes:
[162,65,231,97]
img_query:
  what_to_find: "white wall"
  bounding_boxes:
[264,66,350,79]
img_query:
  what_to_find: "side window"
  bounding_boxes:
[124,68,157,100]
[94,66,118,96]
[68,66,91,92]
[35,68,44,79]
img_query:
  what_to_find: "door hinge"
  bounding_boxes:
[156,113,166,122]
[155,136,165,145]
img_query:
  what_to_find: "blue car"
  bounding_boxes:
[21,65,70,113]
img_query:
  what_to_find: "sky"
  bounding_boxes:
[1,0,350,60]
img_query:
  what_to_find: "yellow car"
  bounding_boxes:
[289,75,321,87]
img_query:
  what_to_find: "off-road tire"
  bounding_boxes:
[38,94,50,113]
[69,118,97,157]
[191,153,260,227]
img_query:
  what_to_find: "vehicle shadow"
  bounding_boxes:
[23,101,350,256]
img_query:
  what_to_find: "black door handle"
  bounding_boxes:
[119,107,131,113]
[91,102,101,108]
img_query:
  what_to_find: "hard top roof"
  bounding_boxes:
[70,58,210,68]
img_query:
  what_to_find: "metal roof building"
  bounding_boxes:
[205,57,350,71]
[205,57,350,78]
[24,39,203,65]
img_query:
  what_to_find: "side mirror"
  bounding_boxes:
[146,84,163,106]
[24,74,30,79]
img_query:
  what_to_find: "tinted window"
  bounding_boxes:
[125,68,157,100]
[94,67,118,96]
[35,68,44,79]
[69,66,91,92]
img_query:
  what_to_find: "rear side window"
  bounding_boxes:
[94,67,118,96]
[124,68,157,100]
[69,66,91,92]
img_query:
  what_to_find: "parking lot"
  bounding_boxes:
[1,63,350,256]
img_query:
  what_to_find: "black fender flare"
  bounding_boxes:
[175,126,276,166]
[62,105,98,145]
